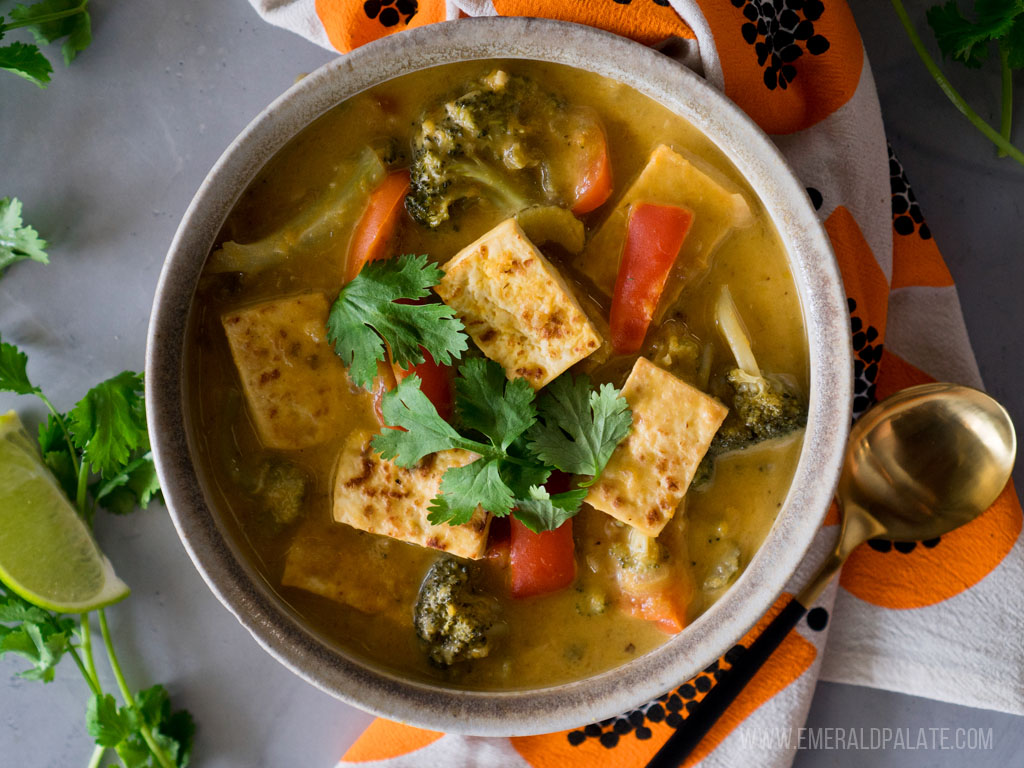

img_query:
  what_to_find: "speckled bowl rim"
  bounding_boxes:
[147,17,852,737]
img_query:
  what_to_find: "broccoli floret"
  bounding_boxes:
[693,286,808,489]
[413,558,501,667]
[726,369,806,441]
[694,369,807,488]
[608,527,672,594]
[251,460,307,526]
[405,71,562,228]
[708,369,806,458]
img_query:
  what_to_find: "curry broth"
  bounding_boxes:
[185,60,808,689]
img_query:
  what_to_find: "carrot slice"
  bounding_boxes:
[345,169,411,283]
[609,202,693,354]
[569,110,613,215]
[621,587,691,635]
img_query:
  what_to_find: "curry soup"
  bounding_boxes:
[185,60,807,690]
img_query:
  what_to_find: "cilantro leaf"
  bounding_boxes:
[374,364,628,531]
[926,0,1023,68]
[429,458,514,525]
[327,254,468,388]
[512,485,589,533]
[526,374,632,483]
[69,371,147,477]
[0,599,51,625]
[0,197,49,274]
[454,357,536,449]
[0,585,74,683]
[498,450,551,498]
[0,333,40,394]
[372,374,468,466]
[0,40,52,86]
[132,684,195,767]
[156,707,196,767]
[86,693,136,747]
[10,0,92,66]
[94,450,161,515]
[38,412,78,499]
[135,684,171,730]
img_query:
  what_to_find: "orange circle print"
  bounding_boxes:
[698,0,864,135]
[316,0,447,53]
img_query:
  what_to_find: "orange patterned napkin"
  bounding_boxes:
[245,1,1023,765]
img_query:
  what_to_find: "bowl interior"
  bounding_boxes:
[146,17,852,736]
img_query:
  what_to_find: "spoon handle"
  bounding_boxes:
[645,597,808,768]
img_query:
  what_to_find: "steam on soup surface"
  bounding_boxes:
[185,60,808,690]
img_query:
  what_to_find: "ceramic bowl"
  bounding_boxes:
[147,17,852,736]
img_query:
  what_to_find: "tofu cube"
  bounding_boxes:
[436,218,601,390]
[332,430,491,560]
[573,144,753,298]
[281,522,422,625]
[222,293,352,450]
[585,357,728,537]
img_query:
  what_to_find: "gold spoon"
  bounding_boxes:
[648,382,1017,767]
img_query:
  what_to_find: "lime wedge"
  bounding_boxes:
[0,411,129,612]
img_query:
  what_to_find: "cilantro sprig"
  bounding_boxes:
[0,0,92,88]
[526,374,633,483]
[326,253,468,389]
[0,334,192,767]
[374,358,632,533]
[891,0,1024,164]
[325,256,632,530]
[1,197,49,279]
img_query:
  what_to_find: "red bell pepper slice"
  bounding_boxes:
[392,349,454,423]
[509,472,577,599]
[609,203,693,355]
[509,517,576,599]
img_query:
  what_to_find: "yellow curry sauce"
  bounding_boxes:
[184,61,807,689]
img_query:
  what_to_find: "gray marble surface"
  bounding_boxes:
[0,1,1020,766]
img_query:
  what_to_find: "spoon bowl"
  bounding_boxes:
[840,382,1016,541]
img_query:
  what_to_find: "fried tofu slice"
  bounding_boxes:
[585,357,728,537]
[281,521,422,625]
[573,144,753,299]
[332,430,491,560]
[222,293,351,450]
[436,218,601,390]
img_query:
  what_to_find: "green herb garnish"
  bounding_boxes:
[326,253,468,389]
[0,0,91,88]
[374,358,632,533]
[0,197,49,278]
[527,373,633,483]
[892,0,1024,164]
[0,334,193,767]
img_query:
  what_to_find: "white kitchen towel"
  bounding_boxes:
[242,1,1024,765]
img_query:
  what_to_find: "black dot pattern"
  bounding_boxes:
[806,607,829,631]
[730,0,831,91]
[806,186,823,211]
[565,644,748,749]
[888,144,931,240]
[363,0,418,27]
[848,297,882,420]
[867,535,942,555]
